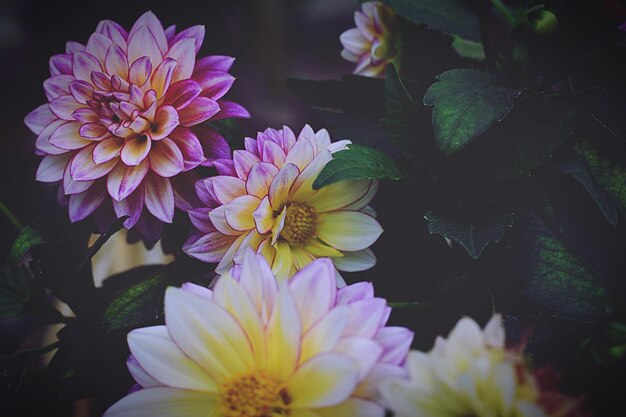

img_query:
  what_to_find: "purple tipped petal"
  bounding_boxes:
[133,212,164,248]
[212,100,250,120]
[164,25,176,41]
[49,54,72,75]
[151,57,177,99]
[112,184,145,228]
[127,25,163,70]
[194,70,235,100]
[69,183,106,222]
[129,56,153,87]
[107,159,149,201]
[183,231,236,263]
[177,96,219,127]
[170,24,205,54]
[167,127,205,170]
[36,153,71,182]
[24,104,57,135]
[72,51,102,82]
[65,41,85,53]
[170,172,202,211]
[188,208,215,233]
[86,32,114,62]
[163,80,202,110]
[212,158,237,176]
[70,143,117,181]
[193,55,235,73]
[63,165,93,195]
[69,80,94,104]
[49,121,92,150]
[104,44,129,79]
[121,136,152,166]
[49,96,86,121]
[35,120,67,155]
[149,137,184,177]
[149,105,179,140]
[95,20,128,49]
[79,123,107,139]
[190,124,231,164]
[376,327,414,365]
[144,173,175,223]
[165,38,196,83]
[43,75,73,100]
[194,178,218,207]
[93,137,124,163]
[129,11,168,54]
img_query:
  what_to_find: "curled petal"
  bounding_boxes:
[70,143,117,181]
[72,51,102,82]
[49,53,72,76]
[246,162,278,198]
[129,56,152,87]
[151,57,177,99]
[211,100,250,120]
[163,80,202,110]
[24,104,56,135]
[104,44,129,79]
[63,165,93,195]
[107,160,149,201]
[121,135,152,166]
[112,184,145,229]
[69,183,106,222]
[177,97,219,127]
[233,150,260,180]
[144,173,175,223]
[165,38,195,83]
[168,127,205,170]
[192,125,230,163]
[148,105,179,140]
[69,80,94,104]
[149,137,185,177]
[79,123,108,139]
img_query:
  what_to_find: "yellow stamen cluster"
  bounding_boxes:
[218,371,288,417]
[281,203,318,246]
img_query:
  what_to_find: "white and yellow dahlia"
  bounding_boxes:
[105,249,413,417]
[381,315,581,417]
[184,125,383,280]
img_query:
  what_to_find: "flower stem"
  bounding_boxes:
[490,0,517,25]
[0,200,23,230]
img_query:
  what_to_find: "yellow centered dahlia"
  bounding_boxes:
[105,249,413,417]
[381,315,581,417]
[340,2,399,77]
[184,125,383,280]
[24,11,248,241]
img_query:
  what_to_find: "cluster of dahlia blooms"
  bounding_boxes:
[184,125,383,280]
[381,315,583,417]
[340,2,399,77]
[24,11,248,242]
[105,250,413,417]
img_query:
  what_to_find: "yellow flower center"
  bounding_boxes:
[218,371,290,417]
[281,203,318,246]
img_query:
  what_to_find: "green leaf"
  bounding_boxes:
[313,144,409,189]
[9,227,44,264]
[516,207,611,321]
[102,268,168,332]
[0,265,30,318]
[423,69,520,155]
[451,36,485,60]
[424,211,513,259]
[381,65,418,160]
[574,139,626,218]
[380,0,481,41]
[556,158,618,227]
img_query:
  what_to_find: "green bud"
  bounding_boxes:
[530,10,559,36]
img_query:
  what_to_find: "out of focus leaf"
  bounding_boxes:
[8,227,44,264]
[313,144,409,189]
[423,69,520,155]
[451,36,485,60]
[380,0,481,41]
[424,211,513,259]
[0,265,30,318]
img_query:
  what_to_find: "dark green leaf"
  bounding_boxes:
[556,158,618,227]
[313,144,409,189]
[380,0,481,41]
[382,65,418,160]
[451,36,485,60]
[0,265,30,318]
[102,268,168,332]
[574,139,626,218]
[9,227,44,264]
[424,211,513,259]
[515,207,611,321]
[423,69,520,155]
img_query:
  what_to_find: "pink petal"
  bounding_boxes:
[35,119,67,155]
[69,80,94,104]
[376,327,413,365]
[25,104,57,135]
[188,208,215,233]
[112,184,144,228]
[246,162,278,198]
[212,176,246,205]
[164,38,196,83]
[121,135,152,166]
[149,137,184,177]
[127,25,163,70]
[71,108,99,123]
[69,183,106,222]
[72,51,103,82]
[177,97,219,127]
[151,57,177,99]
[129,56,152,87]
[194,71,235,100]
[36,154,71,182]
[191,125,231,163]
[93,137,124,163]
[268,163,299,209]
[49,54,72,75]
[79,123,107,139]
[170,171,202,211]
[49,121,92,150]
[107,160,149,201]
[70,143,117,181]
[168,126,205,170]
[164,25,176,41]
[193,55,235,73]
[233,150,260,180]
[95,20,128,49]
[183,231,236,263]
[49,96,86,121]
[63,165,93,195]
[90,71,112,91]
[144,173,175,223]
[163,80,202,110]
[104,44,129,79]
[336,282,374,305]
[86,32,113,63]
[43,75,73,100]
[170,25,205,55]
[129,11,168,54]
[65,41,85,53]
[212,100,250,121]
[262,140,286,166]
[340,28,368,55]
[212,158,236,176]
[148,105,179,140]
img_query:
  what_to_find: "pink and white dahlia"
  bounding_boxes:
[24,11,249,238]
[105,250,413,417]
[184,125,383,280]
[340,2,399,77]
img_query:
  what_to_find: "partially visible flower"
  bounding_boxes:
[184,125,383,280]
[620,20,626,31]
[340,2,399,77]
[24,11,249,244]
[105,249,413,417]
[381,315,584,417]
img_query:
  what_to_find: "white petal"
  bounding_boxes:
[103,387,218,417]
